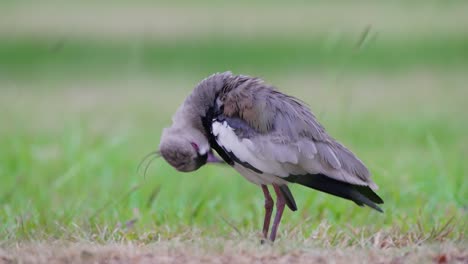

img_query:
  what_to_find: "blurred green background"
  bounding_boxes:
[0,1,466,242]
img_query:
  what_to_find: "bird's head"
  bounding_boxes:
[159,125,210,172]
[157,72,232,172]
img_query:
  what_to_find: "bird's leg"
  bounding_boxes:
[269,184,286,242]
[261,184,274,239]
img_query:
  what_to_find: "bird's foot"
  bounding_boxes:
[260,238,273,245]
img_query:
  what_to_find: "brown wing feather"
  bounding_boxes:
[218,74,378,190]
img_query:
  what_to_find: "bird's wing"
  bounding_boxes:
[215,75,378,190]
[212,115,378,190]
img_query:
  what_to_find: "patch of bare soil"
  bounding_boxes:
[0,240,466,264]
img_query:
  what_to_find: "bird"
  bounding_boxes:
[158,72,383,242]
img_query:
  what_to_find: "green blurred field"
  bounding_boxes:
[0,1,467,263]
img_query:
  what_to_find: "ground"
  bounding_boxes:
[1,240,466,264]
[0,1,466,263]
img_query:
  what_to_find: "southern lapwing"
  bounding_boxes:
[159,72,383,242]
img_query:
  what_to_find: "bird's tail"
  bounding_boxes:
[285,173,384,213]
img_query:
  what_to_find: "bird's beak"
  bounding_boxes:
[207,151,224,163]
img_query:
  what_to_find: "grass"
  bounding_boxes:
[1,35,468,80]
[0,1,467,263]
[1,74,466,244]
[0,239,466,264]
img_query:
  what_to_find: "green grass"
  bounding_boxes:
[0,75,466,244]
[0,1,467,262]
[1,35,467,80]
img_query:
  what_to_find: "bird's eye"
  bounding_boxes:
[190,142,199,152]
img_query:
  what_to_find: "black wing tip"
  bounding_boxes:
[284,173,385,213]
[354,198,384,213]
[279,185,298,211]
[364,201,384,213]
[354,185,384,204]
[371,193,384,204]
[347,187,385,213]
[374,206,384,213]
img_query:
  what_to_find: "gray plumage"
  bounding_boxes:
[159,72,231,172]
[217,74,378,190]
[159,72,383,241]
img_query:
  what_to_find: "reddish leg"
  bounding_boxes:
[269,184,286,242]
[261,184,274,239]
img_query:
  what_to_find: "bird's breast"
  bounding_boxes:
[212,120,288,186]
[233,164,288,185]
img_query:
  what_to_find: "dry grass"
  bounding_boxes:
[1,218,467,263]
[2,1,467,259]
[1,70,467,261]
[0,236,466,264]
[2,205,466,262]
